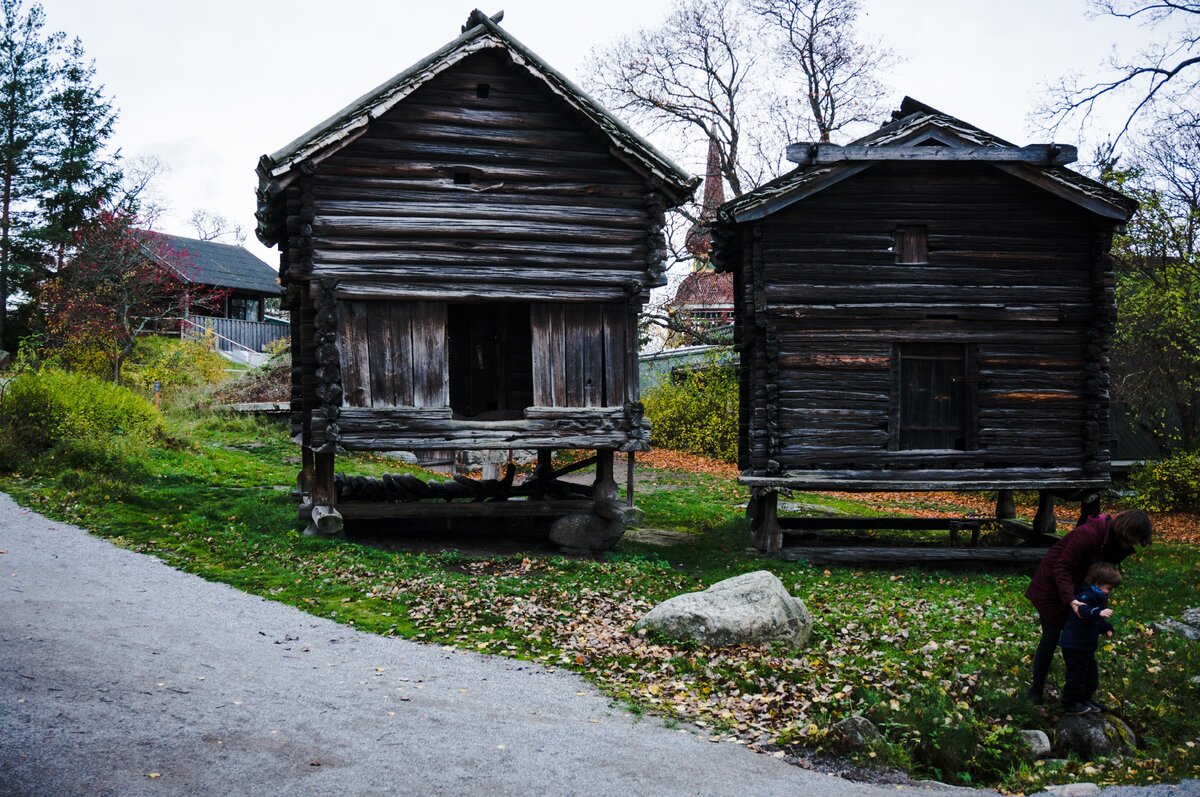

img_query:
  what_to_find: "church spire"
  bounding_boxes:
[685,136,726,269]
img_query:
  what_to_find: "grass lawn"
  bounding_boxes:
[4,406,1199,792]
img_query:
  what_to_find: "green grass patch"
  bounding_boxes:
[1,404,1198,791]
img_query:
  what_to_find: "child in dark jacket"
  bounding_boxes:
[1060,561,1120,714]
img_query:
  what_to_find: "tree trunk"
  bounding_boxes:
[0,137,12,345]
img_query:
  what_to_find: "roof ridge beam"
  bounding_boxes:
[786,142,1079,167]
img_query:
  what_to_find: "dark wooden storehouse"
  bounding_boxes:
[712,98,1137,552]
[254,11,695,537]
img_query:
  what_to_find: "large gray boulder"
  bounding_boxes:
[634,570,813,647]
[1054,713,1136,759]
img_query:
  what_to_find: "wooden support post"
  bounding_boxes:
[1033,491,1057,537]
[626,451,636,508]
[306,450,343,537]
[298,446,315,496]
[996,489,1016,520]
[535,448,552,501]
[749,488,782,553]
[1078,494,1102,527]
[593,449,618,502]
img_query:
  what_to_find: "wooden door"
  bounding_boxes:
[895,343,974,450]
[447,303,532,419]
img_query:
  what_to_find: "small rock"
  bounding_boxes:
[634,570,813,647]
[1154,619,1200,641]
[1191,676,1200,687]
[1043,783,1100,797]
[1017,729,1051,760]
[1054,713,1136,759]
[829,715,886,755]
[1181,606,1200,628]
[549,512,624,552]
[379,451,419,464]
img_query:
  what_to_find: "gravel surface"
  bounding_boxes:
[0,492,1192,797]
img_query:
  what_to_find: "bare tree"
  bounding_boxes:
[585,0,764,196]
[1041,1,1200,155]
[188,209,246,244]
[113,154,168,221]
[749,0,895,143]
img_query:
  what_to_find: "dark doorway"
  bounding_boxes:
[894,343,976,450]
[448,303,533,419]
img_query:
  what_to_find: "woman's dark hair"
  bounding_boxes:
[1110,509,1153,548]
[1086,561,1122,588]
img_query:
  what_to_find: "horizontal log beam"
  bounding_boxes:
[338,499,596,520]
[786,142,1078,166]
[777,546,1047,565]
[739,472,1108,491]
[308,263,646,287]
[333,282,632,303]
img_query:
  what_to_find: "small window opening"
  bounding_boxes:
[476,82,491,98]
[894,225,928,264]
[453,172,472,185]
[448,303,533,420]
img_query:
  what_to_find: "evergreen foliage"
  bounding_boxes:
[37,36,119,270]
[0,0,60,344]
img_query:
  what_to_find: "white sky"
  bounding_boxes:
[44,0,1162,268]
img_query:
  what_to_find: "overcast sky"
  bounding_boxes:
[44,0,1162,267]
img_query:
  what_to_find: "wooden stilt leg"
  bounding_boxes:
[1078,493,1102,527]
[535,449,552,501]
[296,447,317,529]
[1033,491,1057,537]
[749,489,782,553]
[306,450,343,537]
[626,451,636,508]
[593,449,618,502]
[996,489,1016,520]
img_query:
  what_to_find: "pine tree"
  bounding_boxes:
[0,0,59,345]
[38,36,119,270]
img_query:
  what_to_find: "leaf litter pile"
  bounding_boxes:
[361,550,1200,791]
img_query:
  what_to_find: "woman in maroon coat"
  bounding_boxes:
[1025,509,1153,704]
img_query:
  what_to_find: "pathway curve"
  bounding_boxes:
[0,493,1187,797]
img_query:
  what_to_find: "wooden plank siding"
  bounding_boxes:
[735,162,1112,487]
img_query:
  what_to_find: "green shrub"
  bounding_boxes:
[0,369,164,474]
[1128,452,1200,512]
[642,356,738,463]
[123,335,228,398]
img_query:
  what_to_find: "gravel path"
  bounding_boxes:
[0,492,1192,797]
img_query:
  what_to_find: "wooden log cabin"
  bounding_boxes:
[711,98,1137,552]
[254,11,696,539]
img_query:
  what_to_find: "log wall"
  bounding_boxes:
[276,49,667,454]
[730,162,1115,489]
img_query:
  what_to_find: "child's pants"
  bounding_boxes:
[1061,648,1099,705]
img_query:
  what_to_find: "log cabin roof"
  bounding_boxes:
[716,96,1137,227]
[255,10,697,246]
[139,232,281,295]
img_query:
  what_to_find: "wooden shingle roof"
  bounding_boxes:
[255,9,698,246]
[718,97,1137,226]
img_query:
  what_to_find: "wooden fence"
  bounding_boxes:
[187,315,290,353]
